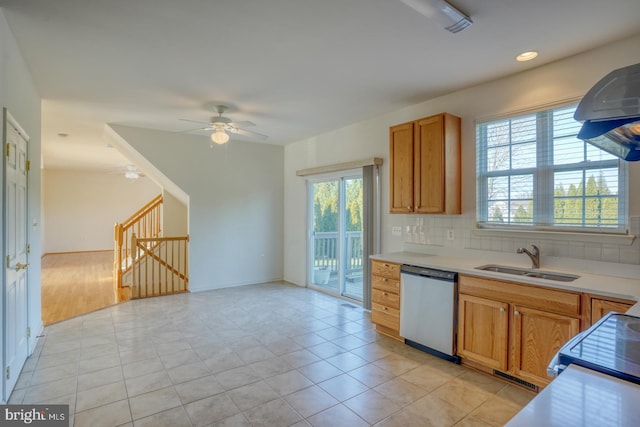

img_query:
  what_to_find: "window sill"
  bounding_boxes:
[471,227,636,246]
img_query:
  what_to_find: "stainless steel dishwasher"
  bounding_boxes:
[400,264,459,363]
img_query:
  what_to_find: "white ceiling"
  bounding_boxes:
[2,0,640,172]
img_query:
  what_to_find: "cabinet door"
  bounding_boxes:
[414,114,445,213]
[512,305,580,387]
[591,298,633,324]
[389,122,414,213]
[458,294,509,371]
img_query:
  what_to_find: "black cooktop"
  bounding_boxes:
[559,313,640,384]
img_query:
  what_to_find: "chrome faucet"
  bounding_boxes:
[517,244,540,269]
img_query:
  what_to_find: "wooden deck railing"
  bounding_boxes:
[131,234,189,298]
[114,194,163,290]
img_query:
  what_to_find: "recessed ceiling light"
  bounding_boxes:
[516,51,538,62]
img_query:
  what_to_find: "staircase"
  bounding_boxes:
[114,194,189,300]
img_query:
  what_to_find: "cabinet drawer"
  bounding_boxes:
[372,260,401,279]
[372,274,400,294]
[459,274,581,316]
[372,288,400,310]
[372,303,400,331]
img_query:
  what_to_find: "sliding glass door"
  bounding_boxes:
[309,172,363,301]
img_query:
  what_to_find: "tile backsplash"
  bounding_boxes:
[400,215,640,265]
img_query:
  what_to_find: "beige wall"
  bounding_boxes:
[162,190,188,236]
[110,125,285,292]
[43,169,161,253]
[284,33,640,286]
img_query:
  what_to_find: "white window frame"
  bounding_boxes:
[476,102,629,235]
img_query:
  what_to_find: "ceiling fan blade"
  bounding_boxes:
[179,118,211,125]
[172,126,213,133]
[228,120,255,127]
[229,127,268,140]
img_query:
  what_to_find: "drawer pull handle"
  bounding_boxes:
[382,292,388,296]
[514,310,520,316]
[383,307,388,311]
[382,278,388,282]
[383,263,389,267]
[499,307,505,313]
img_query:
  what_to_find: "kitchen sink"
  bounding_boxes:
[475,264,580,282]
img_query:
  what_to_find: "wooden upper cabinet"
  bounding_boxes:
[415,113,461,213]
[389,113,461,214]
[389,122,415,213]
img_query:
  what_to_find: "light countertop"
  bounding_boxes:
[505,365,640,427]
[371,251,640,309]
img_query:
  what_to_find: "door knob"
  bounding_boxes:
[15,262,29,271]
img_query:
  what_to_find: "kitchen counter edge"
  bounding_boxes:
[370,252,640,312]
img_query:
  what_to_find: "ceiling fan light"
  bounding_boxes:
[124,170,139,181]
[211,130,229,145]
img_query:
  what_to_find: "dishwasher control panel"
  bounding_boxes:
[401,264,457,281]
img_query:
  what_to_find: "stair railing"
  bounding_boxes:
[131,233,189,298]
[114,194,163,290]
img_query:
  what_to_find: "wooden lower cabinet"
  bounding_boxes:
[371,302,400,331]
[371,260,402,340]
[458,294,508,371]
[511,304,580,386]
[457,274,582,389]
[591,296,635,324]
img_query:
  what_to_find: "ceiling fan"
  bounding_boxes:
[109,165,144,181]
[181,105,268,145]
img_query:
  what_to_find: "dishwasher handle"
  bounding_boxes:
[401,264,457,281]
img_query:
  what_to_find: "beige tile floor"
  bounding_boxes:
[9,282,535,426]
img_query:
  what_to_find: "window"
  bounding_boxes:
[476,104,628,233]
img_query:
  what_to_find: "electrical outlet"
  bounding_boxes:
[447,229,455,240]
[391,226,402,236]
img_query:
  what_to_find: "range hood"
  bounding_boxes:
[575,62,640,161]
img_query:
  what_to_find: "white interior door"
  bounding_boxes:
[4,111,29,397]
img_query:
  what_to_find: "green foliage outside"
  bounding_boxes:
[514,204,532,223]
[313,179,363,232]
[490,172,617,226]
[491,206,504,222]
[553,173,618,226]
